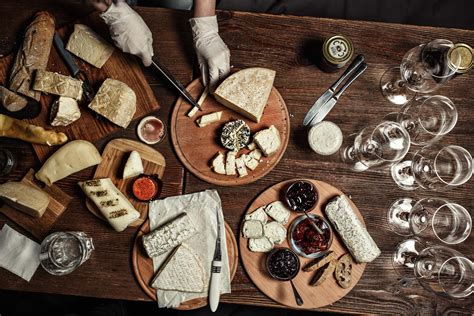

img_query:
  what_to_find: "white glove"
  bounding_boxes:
[101,2,154,66]
[189,16,230,92]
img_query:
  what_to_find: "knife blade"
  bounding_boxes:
[303,54,365,126]
[209,212,222,312]
[150,57,200,109]
[53,32,95,103]
[309,62,368,126]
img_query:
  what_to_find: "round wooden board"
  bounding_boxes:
[170,78,290,186]
[239,179,367,309]
[132,220,239,310]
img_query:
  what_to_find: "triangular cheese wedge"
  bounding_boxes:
[123,150,144,179]
[152,244,206,293]
[214,68,276,123]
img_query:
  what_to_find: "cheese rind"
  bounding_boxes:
[50,96,81,126]
[33,70,83,100]
[214,68,275,122]
[265,201,290,224]
[66,24,114,68]
[123,150,144,179]
[0,181,50,218]
[254,125,281,157]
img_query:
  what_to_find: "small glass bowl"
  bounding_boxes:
[266,247,300,281]
[289,214,333,258]
[284,180,319,213]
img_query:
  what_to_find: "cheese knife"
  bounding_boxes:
[209,212,222,312]
[53,32,95,103]
[303,54,365,126]
[309,62,368,126]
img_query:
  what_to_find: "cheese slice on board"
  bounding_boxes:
[123,150,144,179]
[152,243,206,293]
[50,96,81,127]
[196,111,222,127]
[0,181,50,218]
[211,152,226,175]
[225,151,237,175]
[33,70,83,100]
[214,68,276,122]
[253,125,281,157]
[66,24,114,68]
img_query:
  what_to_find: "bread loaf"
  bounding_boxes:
[9,11,55,101]
[0,86,28,112]
[33,70,83,100]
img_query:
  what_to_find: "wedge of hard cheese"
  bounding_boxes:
[50,96,81,127]
[66,24,114,68]
[88,79,136,128]
[214,68,275,122]
[0,181,50,218]
[33,70,83,100]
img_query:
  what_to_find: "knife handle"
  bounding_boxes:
[330,54,365,92]
[209,260,222,312]
[53,33,80,77]
[334,62,368,100]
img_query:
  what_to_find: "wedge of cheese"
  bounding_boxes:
[196,111,222,127]
[253,125,281,157]
[88,79,136,128]
[78,178,140,232]
[50,97,81,126]
[214,68,276,122]
[66,24,114,68]
[33,70,83,100]
[0,181,49,218]
[211,152,226,175]
[35,140,102,186]
[123,150,144,179]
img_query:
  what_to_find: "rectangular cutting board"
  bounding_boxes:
[0,12,160,162]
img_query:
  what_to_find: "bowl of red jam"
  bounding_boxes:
[284,180,319,212]
[289,214,332,258]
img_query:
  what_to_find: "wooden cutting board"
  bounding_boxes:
[132,220,238,310]
[170,77,290,186]
[0,12,160,162]
[239,179,367,309]
[0,169,72,240]
[85,138,165,227]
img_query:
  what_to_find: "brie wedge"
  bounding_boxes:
[245,207,268,224]
[253,125,281,157]
[50,96,81,127]
[196,111,222,127]
[242,220,264,238]
[0,181,50,218]
[263,221,286,245]
[249,237,273,252]
[123,150,144,179]
[211,152,226,175]
[225,151,237,175]
[265,201,290,224]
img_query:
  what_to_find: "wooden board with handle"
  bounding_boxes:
[0,169,72,240]
[239,179,367,309]
[0,12,160,162]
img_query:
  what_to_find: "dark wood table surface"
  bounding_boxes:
[0,3,473,314]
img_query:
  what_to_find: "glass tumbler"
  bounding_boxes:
[39,232,94,276]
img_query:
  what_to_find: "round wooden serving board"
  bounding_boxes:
[239,179,367,309]
[170,77,290,186]
[132,220,238,310]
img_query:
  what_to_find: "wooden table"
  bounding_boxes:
[1,4,473,314]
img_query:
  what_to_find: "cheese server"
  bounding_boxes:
[209,212,222,312]
[309,62,368,126]
[303,54,365,126]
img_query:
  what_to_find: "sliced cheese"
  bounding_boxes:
[35,140,102,186]
[245,207,268,224]
[242,153,259,171]
[235,156,247,177]
[88,79,136,128]
[187,106,199,118]
[33,70,83,100]
[254,125,281,157]
[211,152,226,175]
[225,151,237,175]
[196,111,222,127]
[249,148,263,161]
[187,86,209,118]
[214,68,275,122]
[123,150,144,179]
[50,96,81,126]
[0,181,49,218]
[265,201,290,224]
[242,220,264,238]
[78,178,140,232]
[249,237,273,252]
[263,221,286,245]
[66,24,114,68]
[247,142,257,150]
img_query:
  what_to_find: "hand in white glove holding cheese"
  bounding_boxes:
[190,15,230,92]
[100,1,154,66]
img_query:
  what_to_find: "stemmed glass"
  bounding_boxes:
[391,144,473,191]
[340,121,411,172]
[393,240,473,299]
[387,197,472,243]
[380,39,462,105]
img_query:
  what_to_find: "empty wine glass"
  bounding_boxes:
[393,239,473,299]
[381,39,462,105]
[397,95,457,146]
[341,121,411,171]
[391,144,473,191]
[387,197,472,244]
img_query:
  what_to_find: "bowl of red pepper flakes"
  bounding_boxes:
[289,214,333,258]
[132,174,162,202]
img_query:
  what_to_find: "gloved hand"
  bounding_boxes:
[101,1,154,66]
[189,16,230,92]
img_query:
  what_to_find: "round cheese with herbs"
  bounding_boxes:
[220,119,251,151]
[308,121,343,155]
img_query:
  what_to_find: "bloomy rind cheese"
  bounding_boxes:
[264,201,290,224]
[249,236,273,252]
[33,70,83,100]
[242,220,264,238]
[0,181,50,218]
[263,221,286,244]
[245,207,268,224]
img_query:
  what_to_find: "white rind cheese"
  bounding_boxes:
[50,96,81,127]
[196,111,222,127]
[254,125,281,157]
[249,237,274,252]
[263,221,286,245]
[225,151,237,175]
[245,207,268,224]
[123,150,144,179]
[214,68,276,122]
[308,121,343,155]
[265,201,290,224]
[211,152,226,175]
[242,220,264,238]
[0,181,50,218]
[33,70,83,100]
[78,178,140,232]
[235,156,248,177]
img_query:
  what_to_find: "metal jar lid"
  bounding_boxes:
[447,43,473,73]
[322,35,354,66]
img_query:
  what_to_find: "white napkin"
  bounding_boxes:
[148,190,231,308]
[0,224,41,282]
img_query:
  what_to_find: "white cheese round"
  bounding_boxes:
[308,121,343,155]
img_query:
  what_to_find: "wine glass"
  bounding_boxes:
[381,39,462,105]
[341,121,411,171]
[393,240,474,299]
[387,197,472,244]
[391,144,473,191]
[397,95,457,146]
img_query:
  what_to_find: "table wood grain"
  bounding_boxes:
[0,5,473,314]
